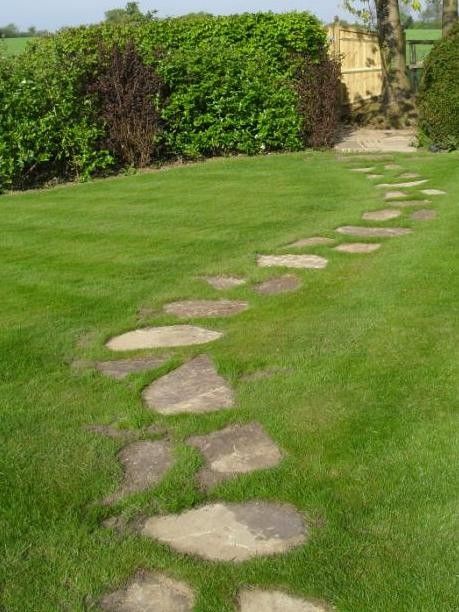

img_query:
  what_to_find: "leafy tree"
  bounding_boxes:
[104,2,156,24]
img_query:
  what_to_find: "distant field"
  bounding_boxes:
[1,37,36,56]
[405,28,441,64]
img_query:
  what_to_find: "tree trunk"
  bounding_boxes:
[375,0,413,125]
[442,0,458,36]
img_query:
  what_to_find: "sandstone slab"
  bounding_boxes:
[100,571,194,611]
[411,209,437,221]
[398,172,420,179]
[96,357,168,380]
[336,226,412,238]
[286,237,334,248]
[376,179,428,189]
[362,209,401,221]
[142,355,233,415]
[203,276,246,290]
[164,299,248,318]
[141,502,307,562]
[257,255,328,269]
[384,191,408,200]
[385,163,403,170]
[104,440,173,504]
[239,589,329,612]
[254,274,301,295]
[187,423,282,488]
[421,189,446,196]
[334,243,381,254]
[106,326,223,351]
[350,167,375,172]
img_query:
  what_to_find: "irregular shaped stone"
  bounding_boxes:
[141,502,307,562]
[411,209,437,221]
[421,189,446,196]
[164,299,248,318]
[286,237,335,248]
[239,589,329,612]
[96,357,168,380]
[187,423,282,489]
[385,190,408,200]
[334,243,381,253]
[203,276,246,290]
[385,163,403,170]
[389,199,432,208]
[104,440,173,504]
[336,226,412,238]
[376,179,428,189]
[257,255,328,269]
[398,172,420,179]
[106,326,223,351]
[366,174,384,179]
[350,167,374,172]
[100,570,194,611]
[362,209,401,221]
[142,355,233,415]
[254,274,301,295]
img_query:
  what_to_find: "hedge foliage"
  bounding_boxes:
[0,13,330,191]
[418,22,459,151]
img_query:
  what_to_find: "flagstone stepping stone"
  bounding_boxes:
[257,255,328,269]
[239,589,329,612]
[106,326,223,351]
[389,199,432,208]
[96,356,169,380]
[286,236,335,249]
[104,440,173,504]
[367,174,384,179]
[334,242,381,254]
[336,226,412,238]
[187,423,282,489]
[362,209,401,221]
[385,190,408,200]
[376,179,428,189]
[203,275,246,290]
[100,570,194,611]
[385,163,403,170]
[411,209,437,221]
[141,501,307,562]
[421,189,446,196]
[350,167,374,172]
[142,355,233,415]
[254,274,301,295]
[164,299,248,318]
[398,172,420,179]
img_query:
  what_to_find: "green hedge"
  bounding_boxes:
[418,22,459,151]
[0,13,327,191]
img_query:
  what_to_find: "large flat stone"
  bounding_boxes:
[411,209,437,221]
[239,589,328,612]
[334,243,381,254]
[350,167,375,172]
[100,571,194,611]
[362,209,401,221]
[106,326,223,351]
[254,274,301,295]
[421,189,446,196]
[336,128,416,153]
[96,357,168,380]
[257,255,328,269]
[385,163,403,170]
[336,226,412,238]
[104,440,173,504]
[398,172,420,179]
[164,300,248,318]
[187,423,282,489]
[286,237,335,248]
[203,276,246,290]
[142,502,307,562]
[384,191,408,200]
[376,179,428,189]
[142,355,233,415]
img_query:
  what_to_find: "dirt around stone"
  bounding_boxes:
[254,274,302,295]
[411,209,437,221]
[239,589,329,612]
[106,326,223,351]
[187,423,282,489]
[336,226,412,238]
[362,209,401,221]
[286,237,335,249]
[104,440,173,504]
[385,190,408,200]
[141,501,307,562]
[257,255,328,269]
[96,357,169,380]
[100,570,194,611]
[202,276,246,290]
[164,299,248,318]
[142,355,234,415]
[334,243,381,254]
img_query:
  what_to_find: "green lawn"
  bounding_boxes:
[1,36,36,56]
[1,151,458,611]
[405,28,441,63]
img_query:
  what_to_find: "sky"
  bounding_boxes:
[3,1,349,32]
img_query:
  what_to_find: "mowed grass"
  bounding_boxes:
[1,36,36,56]
[0,151,458,611]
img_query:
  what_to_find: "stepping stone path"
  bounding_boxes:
[411,209,437,221]
[362,209,401,221]
[389,199,432,208]
[142,355,233,415]
[104,440,173,504]
[100,571,194,611]
[334,243,381,254]
[337,226,412,238]
[164,299,248,318]
[257,255,328,269]
[421,189,446,196]
[385,190,408,200]
[376,179,428,189]
[106,325,222,351]
[239,589,329,612]
[287,237,334,248]
[385,163,403,170]
[96,356,168,380]
[367,174,384,179]
[350,167,374,172]
[187,423,282,489]
[254,274,301,295]
[398,172,420,179]
[203,275,246,289]
[141,501,307,562]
